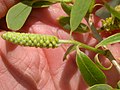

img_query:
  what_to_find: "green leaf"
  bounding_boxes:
[96,33,120,48]
[95,0,120,19]
[58,16,89,33]
[47,0,72,3]
[117,80,120,89]
[75,23,89,33]
[94,54,112,70]
[76,47,106,86]
[58,16,71,30]
[88,84,113,90]
[63,45,76,61]
[88,0,95,13]
[32,1,53,8]
[57,0,72,2]
[6,1,32,30]
[61,2,72,15]
[70,0,92,31]
[104,1,120,20]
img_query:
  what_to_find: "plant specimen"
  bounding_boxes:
[1,0,120,89]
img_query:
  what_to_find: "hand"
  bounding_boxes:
[0,0,119,90]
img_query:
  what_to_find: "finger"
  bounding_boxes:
[0,0,19,18]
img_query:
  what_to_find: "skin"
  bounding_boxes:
[0,0,120,90]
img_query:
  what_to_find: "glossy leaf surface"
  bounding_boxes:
[96,33,120,48]
[76,47,106,86]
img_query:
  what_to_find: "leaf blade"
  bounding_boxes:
[88,84,113,90]
[95,0,120,19]
[70,0,92,31]
[104,1,120,20]
[117,80,120,89]
[61,2,72,15]
[94,54,112,70]
[76,47,106,86]
[63,45,76,61]
[96,33,120,48]
[32,1,52,8]
[6,2,32,30]
[58,16,89,33]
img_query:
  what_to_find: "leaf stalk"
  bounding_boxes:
[59,39,106,55]
[59,39,120,74]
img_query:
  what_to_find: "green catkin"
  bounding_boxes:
[1,32,59,48]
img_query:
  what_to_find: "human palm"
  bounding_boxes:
[0,0,119,90]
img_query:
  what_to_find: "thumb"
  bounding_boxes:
[0,0,19,18]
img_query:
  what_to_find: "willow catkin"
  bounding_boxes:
[1,32,59,48]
